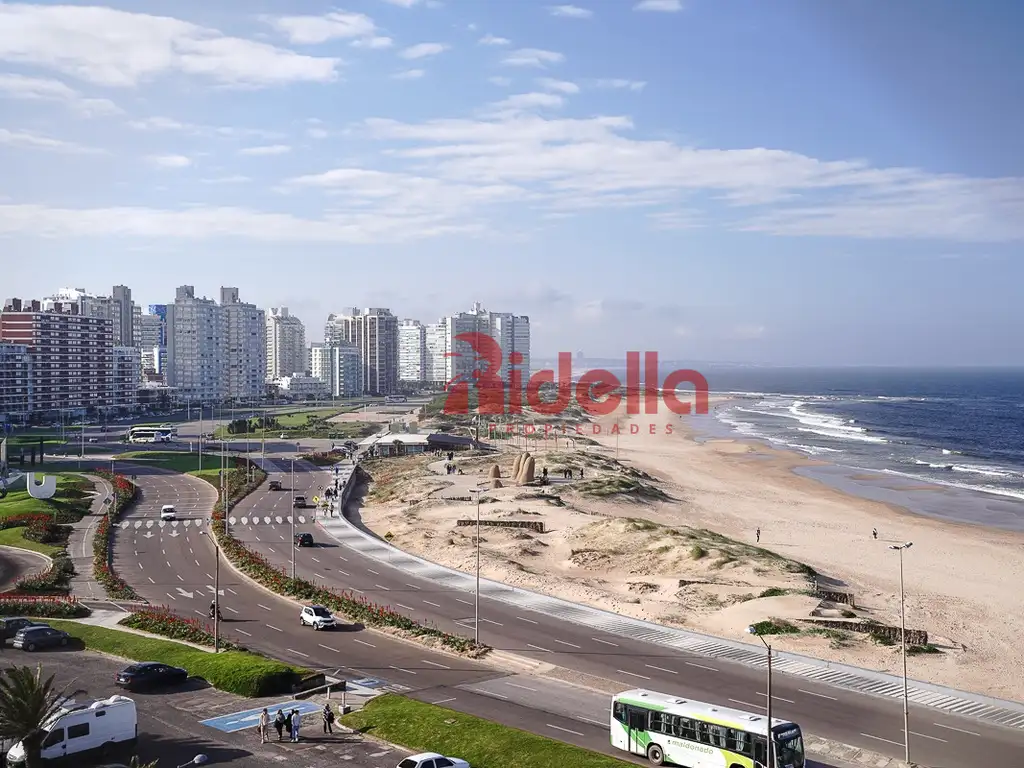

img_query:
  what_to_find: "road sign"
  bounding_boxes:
[200,700,320,733]
[312,496,319,504]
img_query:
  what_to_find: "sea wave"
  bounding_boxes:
[879,468,1024,502]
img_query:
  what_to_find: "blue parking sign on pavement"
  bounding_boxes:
[200,700,321,733]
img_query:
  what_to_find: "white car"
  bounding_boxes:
[160,505,176,521]
[299,605,336,630]
[398,754,470,768]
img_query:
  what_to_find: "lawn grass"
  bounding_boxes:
[341,695,634,768]
[0,526,63,557]
[0,473,95,521]
[214,407,372,440]
[39,619,307,697]
[119,451,224,473]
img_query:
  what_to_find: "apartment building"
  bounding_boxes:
[221,287,266,401]
[266,307,306,380]
[398,320,426,383]
[424,320,450,384]
[43,286,138,346]
[0,298,115,415]
[0,342,31,421]
[136,309,166,380]
[324,308,399,395]
[309,342,361,397]
[165,286,227,403]
[112,346,140,409]
[426,302,531,386]
[112,284,134,348]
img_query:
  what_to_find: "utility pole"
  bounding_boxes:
[290,458,296,580]
[214,541,220,653]
[890,542,914,765]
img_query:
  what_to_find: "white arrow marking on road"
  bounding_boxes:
[143,531,154,539]
[145,520,153,528]
[176,588,195,599]
[133,521,142,529]
[120,521,130,529]
[286,516,293,524]
[158,521,165,528]
[207,586,225,596]
[228,517,237,525]
[298,516,306,524]
[168,530,180,538]
[274,516,283,524]
[182,520,191,528]
[171,520,179,527]
[263,516,271,524]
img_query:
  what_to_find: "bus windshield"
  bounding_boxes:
[774,727,805,768]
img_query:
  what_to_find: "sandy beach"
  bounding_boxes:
[356,399,1024,701]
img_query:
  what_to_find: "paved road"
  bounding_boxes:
[0,644,409,767]
[223,457,1024,768]
[0,546,49,592]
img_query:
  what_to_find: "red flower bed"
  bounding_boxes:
[0,595,90,618]
[91,473,141,601]
[120,605,236,648]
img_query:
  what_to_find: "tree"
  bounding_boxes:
[0,665,79,768]
[128,757,159,768]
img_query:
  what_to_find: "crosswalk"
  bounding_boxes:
[117,515,317,530]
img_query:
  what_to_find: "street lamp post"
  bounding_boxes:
[470,488,482,646]
[290,458,296,580]
[747,626,774,768]
[889,541,913,765]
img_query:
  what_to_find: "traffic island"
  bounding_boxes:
[91,471,143,601]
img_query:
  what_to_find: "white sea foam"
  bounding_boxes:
[879,468,1024,502]
[781,401,889,444]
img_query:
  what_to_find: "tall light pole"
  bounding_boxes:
[889,541,913,765]
[201,530,221,652]
[198,403,203,471]
[290,457,296,580]
[747,625,774,768]
[470,488,481,646]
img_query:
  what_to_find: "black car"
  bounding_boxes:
[11,626,69,651]
[0,617,46,642]
[268,480,282,491]
[294,532,314,547]
[115,662,188,691]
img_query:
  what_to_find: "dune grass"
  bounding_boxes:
[342,694,634,768]
[40,619,306,697]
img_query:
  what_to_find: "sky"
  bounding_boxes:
[1,0,1022,366]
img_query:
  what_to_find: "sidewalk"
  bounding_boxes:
[67,472,110,600]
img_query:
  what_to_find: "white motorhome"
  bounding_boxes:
[5,695,137,765]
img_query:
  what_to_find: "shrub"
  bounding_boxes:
[870,631,896,646]
[120,606,237,649]
[14,554,75,594]
[748,619,800,636]
[0,596,90,618]
[907,643,942,655]
[690,545,707,560]
[91,473,141,601]
[23,520,72,545]
[758,587,790,598]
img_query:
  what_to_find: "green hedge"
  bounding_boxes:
[40,619,305,698]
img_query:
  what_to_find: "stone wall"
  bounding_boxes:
[815,580,856,607]
[801,619,927,646]
[456,519,546,534]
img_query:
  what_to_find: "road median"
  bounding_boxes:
[91,471,143,601]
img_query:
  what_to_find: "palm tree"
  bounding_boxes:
[0,665,79,768]
[128,757,160,768]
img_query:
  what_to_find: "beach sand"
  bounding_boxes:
[355,401,1024,701]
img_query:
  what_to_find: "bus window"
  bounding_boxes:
[613,702,627,723]
[649,711,664,733]
[709,725,727,747]
[696,721,711,744]
[754,737,767,766]
[677,717,697,740]
[627,708,647,732]
[728,728,751,755]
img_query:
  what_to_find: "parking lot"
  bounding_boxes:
[0,646,410,767]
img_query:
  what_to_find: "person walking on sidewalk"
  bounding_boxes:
[283,710,293,742]
[273,709,285,742]
[322,703,335,734]
[257,708,269,744]
[290,708,302,742]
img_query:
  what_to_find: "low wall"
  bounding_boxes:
[456,519,546,534]
[801,618,927,646]
[815,580,856,607]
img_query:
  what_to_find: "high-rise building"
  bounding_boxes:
[42,286,138,346]
[309,342,361,397]
[221,287,266,401]
[0,298,115,414]
[266,307,306,380]
[165,286,227,403]
[111,285,134,349]
[426,302,531,386]
[324,308,399,395]
[0,342,31,421]
[398,320,426,383]
[424,320,450,384]
[137,307,167,382]
[112,347,140,409]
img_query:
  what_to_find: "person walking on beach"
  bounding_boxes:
[290,708,301,742]
[755,527,761,543]
[258,708,269,744]
[273,709,285,741]
[322,703,335,734]
[872,527,878,540]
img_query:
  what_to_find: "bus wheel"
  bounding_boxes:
[646,743,665,765]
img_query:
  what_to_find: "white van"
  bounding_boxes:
[5,695,137,765]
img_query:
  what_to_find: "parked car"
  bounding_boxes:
[12,625,71,651]
[115,662,188,691]
[397,754,471,768]
[160,505,176,521]
[294,532,314,547]
[4,695,137,766]
[268,480,282,491]
[299,605,336,630]
[279,433,287,439]
[0,617,46,641]
[293,496,307,508]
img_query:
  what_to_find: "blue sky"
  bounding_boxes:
[1,0,1022,366]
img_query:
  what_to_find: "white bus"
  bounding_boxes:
[611,688,805,768]
[126,426,173,444]
[385,395,408,403]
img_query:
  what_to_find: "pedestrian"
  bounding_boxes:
[579,467,584,479]
[258,708,269,744]
[290,708,301,742]
[322,703,335,734]
[283,710,292,742]
[755,527,761,543]
[273,709,285,741]
[872,527,878,540]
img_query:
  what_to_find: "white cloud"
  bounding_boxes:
[595,78,646,92]
[0,73,120,116]
[0,3,340,88]
[351,36,393,49]
[263,11,376,44]
[489,76,512,87]
[399,42,449,59]
[634,0,683,10]
[392,69,425,80]
[201,175,250,184]
[0,127,101,153]
[502,48,564,67]
[548,5,593,18]
[489,92,564,112]
[239,144,291,156]
[537,77,578,94]
[479,34,510,46]
[307,127,329,139]
[380,0,422,6]
[127,116,282,139]
[148,154,191,168]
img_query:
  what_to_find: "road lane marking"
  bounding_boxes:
[227,588,237,595]
[314,573,326,580]
[431,698,456,705]
[799,689,837,701]
[757,691,795,704]
[268,548,276,554]
[350,588,363,594]
[194,559,200,567]
[311,556,320,563]
[395,603,414,611]
[225,606,239,614]
[527,644,552,653]
[318,644,338,653]
[166,593,177,601]
[176,575,184,581]
[932,723,980,737]
[389,665,416,675]
[860,733,903,747]
[455,598,472,605]
[592,638,619,647]
[423,600,441,608]
[686,661,718,672]
[645,664,676,674]
[479,618,502,626]
[547,724,584,737]
[338,570,350,577]
[422,660,450,669]
[166,561,172,568]
[148,577,155,584]
[517,616,538,624]
[618,670,651,680]
[137,562,144,570]
[553,639,580,648]
[374,584,390,591]
[406,583,421,590]
[577,715,606,726]
[257,604,272,612]
[470,689,508,700]
[287,648,310,658]
[909,731,947,743]
[237,629,252,637]
[353,638,375,648]
[730,699,763,710]
[367,569,379,575]
[338,555,348,562]
[205,573,213,580]
[504,682,538,692]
